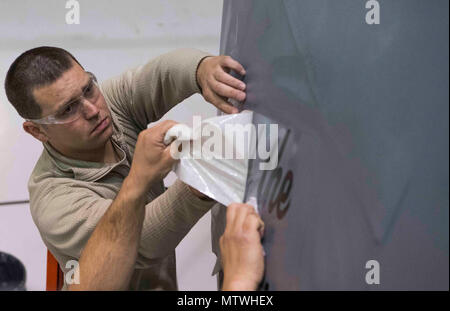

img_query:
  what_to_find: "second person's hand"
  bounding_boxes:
[220,203,265,291]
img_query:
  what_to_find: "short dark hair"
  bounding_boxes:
[5,46,83,119]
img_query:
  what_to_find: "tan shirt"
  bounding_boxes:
[28,48,215,290]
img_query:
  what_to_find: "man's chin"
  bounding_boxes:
[90,126,113,146]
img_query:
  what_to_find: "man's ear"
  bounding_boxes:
[23,121,49,143]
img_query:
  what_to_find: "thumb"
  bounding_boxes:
[163,143,180,163]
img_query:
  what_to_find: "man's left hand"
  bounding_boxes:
[196,55,247,114]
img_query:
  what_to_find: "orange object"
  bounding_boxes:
[46,250,64,291]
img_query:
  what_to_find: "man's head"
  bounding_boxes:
[5,46,113,160]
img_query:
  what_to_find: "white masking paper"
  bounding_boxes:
[164,111,254,206]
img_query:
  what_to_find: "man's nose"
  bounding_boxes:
[81,98,99,119]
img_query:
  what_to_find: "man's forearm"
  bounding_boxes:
[136,179,215,260]
[69,175,149,291]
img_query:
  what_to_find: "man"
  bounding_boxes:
[5,46,248,290]
[65,121,264,290]
[71,199,265,291]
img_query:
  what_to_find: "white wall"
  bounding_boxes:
[0,0,223,290]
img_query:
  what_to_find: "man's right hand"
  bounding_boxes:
[70,120,178,291]
[220,203,265,291]
[128,120,179,192]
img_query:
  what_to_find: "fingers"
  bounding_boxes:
[206,91,238,114]
[226,203,264,238]
[156,120,178,137]
[258,219,265,239]
[225,203,239,233]
[199,55,247,114]
[212,80,246,102]
[231,204,255,233]
[154,120,180,148]
[214,71,246,91]
[149,120,180,163]
[163,143,179,161]
[244,213,265,239]
[221,56,246,76]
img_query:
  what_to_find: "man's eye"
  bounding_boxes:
[85,84,94,97]
[61,103,75,115]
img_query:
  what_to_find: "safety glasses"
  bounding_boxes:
[27,72,101,125]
